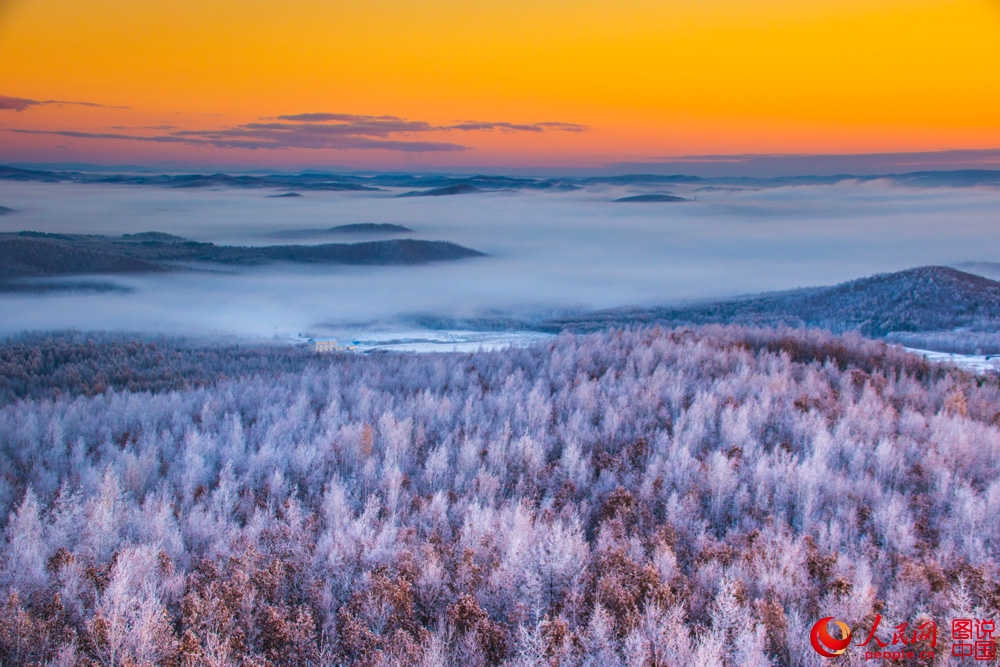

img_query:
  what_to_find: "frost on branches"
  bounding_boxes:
[1,326,998,665]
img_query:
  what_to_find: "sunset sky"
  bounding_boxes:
[1,0,999,171]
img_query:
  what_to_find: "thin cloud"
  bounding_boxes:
[272,112,587,133]
[535,121,587,132]
[275,112,405,122]
[10,129,194,144]
[4,111,587,153]
[274,111,587,133]
[236,118,435,136]
[9,127,467,152]
[0,96,41,111]
[0,94,128,111]
[108,124,177,131]
[446,120,587,132]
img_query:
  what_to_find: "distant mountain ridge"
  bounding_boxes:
[4,164,1000,193]
[0,166,377,191]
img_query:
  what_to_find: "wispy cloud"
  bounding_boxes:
[273,113,587,133]
[5,111,587,153]
[9,127,466,152]
[0,94,128,111]
[275,113,405,122]
[107,124,177,131]
[445,120,586,132]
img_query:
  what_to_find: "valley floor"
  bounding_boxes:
[903,346,1000,375]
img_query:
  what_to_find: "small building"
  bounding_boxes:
[314,339,339,353]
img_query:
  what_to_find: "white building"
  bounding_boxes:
[314,339,339,353]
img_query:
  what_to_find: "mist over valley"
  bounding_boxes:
[3,174,1000,347]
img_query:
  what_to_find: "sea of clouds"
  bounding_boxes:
[2,178,999,340]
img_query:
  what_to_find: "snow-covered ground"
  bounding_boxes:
[303,336,1000,363]
[299,328,554,353]
[903,346,1000,374]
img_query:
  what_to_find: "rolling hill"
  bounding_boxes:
[546,266,1000,336]
[613,193,688,203]
[0,230,485,284]
[266,223,414,240]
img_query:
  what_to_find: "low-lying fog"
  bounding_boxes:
[3,179,1000,341]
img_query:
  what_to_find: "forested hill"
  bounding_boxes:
[0,333,318,404]
[0,231,484,281]
[547,265,1000,336]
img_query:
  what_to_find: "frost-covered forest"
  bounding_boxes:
[2,326,999,665]
[0,333,315,405]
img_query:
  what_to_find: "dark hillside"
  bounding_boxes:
[550,266,1000,336]
[0,236,165,279]
[0,231,485,283]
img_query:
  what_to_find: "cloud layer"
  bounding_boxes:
[3,178,1000,338]
[4,103,587,153]
[274,113,587,133]
[0,95,127,111]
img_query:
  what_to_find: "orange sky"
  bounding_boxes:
[1,0,999,168]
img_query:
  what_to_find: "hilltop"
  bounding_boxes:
[613,193,687,203]
[398,183,483,197]
[546,265,1000,336]
[326,223,413,234]
[266,223,414,240]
